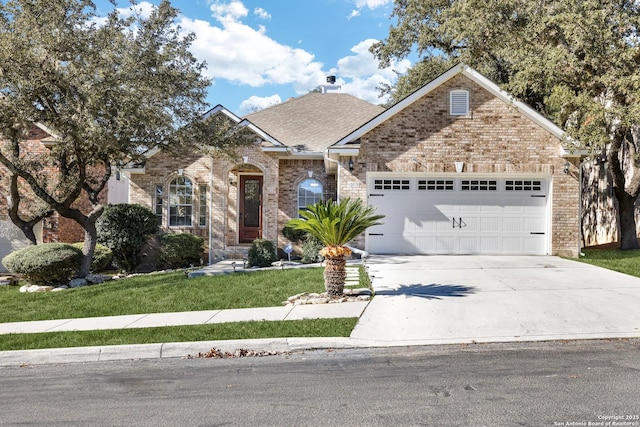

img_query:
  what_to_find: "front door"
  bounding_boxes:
[239,175,263,243]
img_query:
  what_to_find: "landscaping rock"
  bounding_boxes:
[19,285,55,293]
[86,274,110,284]
[0,276,18,286]
[284,289,371,306]
[69,278,88,288]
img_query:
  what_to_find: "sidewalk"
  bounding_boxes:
[0,261,371,366]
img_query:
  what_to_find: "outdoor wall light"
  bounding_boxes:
[563,161,570,174]
[348,157,354,172]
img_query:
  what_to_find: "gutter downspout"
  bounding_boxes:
[208,156,214,265]
[324,149,341,201]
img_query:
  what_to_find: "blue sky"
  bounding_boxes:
[97,0,412,115]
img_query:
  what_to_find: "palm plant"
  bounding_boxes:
[286,198,384,297]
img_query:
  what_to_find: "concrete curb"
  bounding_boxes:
[3,332,640,367]
[0,337,363,367]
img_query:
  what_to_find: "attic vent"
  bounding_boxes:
[450,90,469,116]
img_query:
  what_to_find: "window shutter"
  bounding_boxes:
[450,90,469,116]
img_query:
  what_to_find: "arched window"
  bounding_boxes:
[169,176,193,226]
[298,178,323,214]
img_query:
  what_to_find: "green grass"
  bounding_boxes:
[0,266,368,351]
[0,318,358,351]
[0,268,327,323]
[576,248,640,277]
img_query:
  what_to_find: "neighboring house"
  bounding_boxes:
[0,125,111,272]
[125,64,584,261]
[0,125,53,271]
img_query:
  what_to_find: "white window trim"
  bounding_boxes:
[169,177,194,227]
[450,89,469,116]
[298,178,323,214]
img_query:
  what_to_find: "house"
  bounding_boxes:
[124,64,583,261]
[0,125,109,272]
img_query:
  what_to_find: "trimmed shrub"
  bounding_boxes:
[301,234,324,264]
[247,239,277,267]
[96,204,159,273]
[156,233,204,269]
[282,225,307,243]
[71,243,113,272]
[2,243,82,285]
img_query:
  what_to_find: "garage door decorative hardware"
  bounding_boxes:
[452,217,467,229]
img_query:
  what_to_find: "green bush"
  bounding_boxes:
[156,233,204,269]
[2,243,82,285]
[70,243,113,272]
[247,239,277,267]
[282,225,307,243]
[301,234,324,264]
[96,204,159,273]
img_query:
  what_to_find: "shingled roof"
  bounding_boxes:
[244,92,385,153]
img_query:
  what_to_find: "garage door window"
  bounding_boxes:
[374,179,410,190]
[418,179,454,191]
[505,180,542,191]
[461,180,497,191]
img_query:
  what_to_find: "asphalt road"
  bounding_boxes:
[1,339,639,426]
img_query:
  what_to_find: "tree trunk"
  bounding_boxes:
[610,130,640,250]
[616,191,639,250]
[79,221,99,278]
[323,256,346,297]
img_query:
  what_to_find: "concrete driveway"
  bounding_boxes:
[351,255,640,345]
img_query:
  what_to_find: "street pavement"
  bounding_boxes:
[1,255,640,366]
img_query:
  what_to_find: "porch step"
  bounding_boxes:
[215,246,250,261]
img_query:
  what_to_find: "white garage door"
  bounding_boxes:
[366,176,549,255]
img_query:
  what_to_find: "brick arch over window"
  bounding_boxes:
[298,178,323,214]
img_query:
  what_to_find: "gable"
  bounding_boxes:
[334,64,566,147]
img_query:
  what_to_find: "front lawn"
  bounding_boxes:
[0,268,327,323]
[0,318,358,351]
[576,248,640,278]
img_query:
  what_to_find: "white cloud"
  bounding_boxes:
[355,0,392,9]
[238,94,281,115]
[254,7,271,20]
[178,3,324,88]
[210,0,248,22]
[331,39,411,104]
[116,1,155,19]
[347,10,360,20]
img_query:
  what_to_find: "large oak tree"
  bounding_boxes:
[372,0,640,249]
[0,0,211,276]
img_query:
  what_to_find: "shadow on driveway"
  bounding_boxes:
[375,283,477,300]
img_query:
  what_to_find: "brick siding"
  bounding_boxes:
[341,74,580,256]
